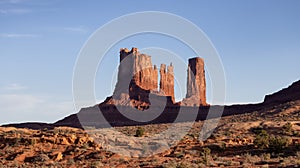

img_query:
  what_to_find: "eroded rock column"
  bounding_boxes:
[185,57,207,106]
[159,63,175,102]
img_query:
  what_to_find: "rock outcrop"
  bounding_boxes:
[104,47,207,109]
[182,57,207,106]
[114,47,158,97]
[159,64,175,102]
[107,47,176,109]
[264,80,300,105]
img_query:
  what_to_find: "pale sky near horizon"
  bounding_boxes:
[0,0,300,124]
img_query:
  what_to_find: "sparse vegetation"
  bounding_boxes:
[254,130,270,149]
[200,147,211,166]
[135,127,145,137]
[253,129,290,153]
[30,138,37,146]
[90,160,103,168]
[251,125,265,135]
[282,122,293,135]
[269,135,289,153]
[0,99,300,167]
[67,158,75,166]
[260,152,271,161]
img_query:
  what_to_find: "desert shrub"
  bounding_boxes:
[67,158,75,166]
[293,130,300,136]
[260,153,271,161]
[135,127,145,137]
[201,147,211,165]
[90,160,103,168]
[220,142,226,152]
[224,131,231,136]
[175,150,185,158]
[241,153,257,165]
[282,122,293,135]
[254,131,270,149]
[11,161,19,167]
[207,143,226,153]
[161,160,177,168]
[251,126,265,135]
[176,162,193,168]
[30,138,37,146]
[33,154,50,162]
[82,143,89,149]
[8,137,21,147]
[254,130,290,153]
[269,135,289,153]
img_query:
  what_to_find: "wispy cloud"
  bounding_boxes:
[0,33,40,38]
[0,0,25,4]
[3,83,27,91]
[0,93,75,125]
[0,83,75,124]
[0,8,31,14]
[8,0,23,4]
[63,26,89,34]
[0,94,42,112]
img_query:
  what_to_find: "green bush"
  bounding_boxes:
[254,130,290,153]
[135,127,145,137]
[251,126,265,135]
[254,131,270,149]
[282,122,293,135]
[269,135,289,152]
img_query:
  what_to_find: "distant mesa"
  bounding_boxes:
[263,80,300,106]
[102,47,208,109]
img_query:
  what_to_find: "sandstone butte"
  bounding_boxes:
[102,47,208,110]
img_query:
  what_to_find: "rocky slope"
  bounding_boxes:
[0,101,299,167]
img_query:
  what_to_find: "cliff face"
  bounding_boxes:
[105,47,207,109]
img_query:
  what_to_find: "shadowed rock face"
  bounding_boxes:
[264,80,300,105]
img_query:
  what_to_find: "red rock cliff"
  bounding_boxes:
[182,57,207,106]
[106,48,207,108]
[159,64,175,102]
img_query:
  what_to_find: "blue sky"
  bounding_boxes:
[0,0,299,124]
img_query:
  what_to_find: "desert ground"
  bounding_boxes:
[0,100,299,168]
